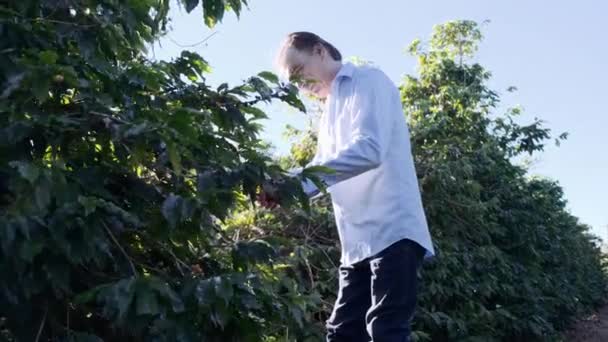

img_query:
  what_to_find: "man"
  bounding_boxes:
[258,32,435,342]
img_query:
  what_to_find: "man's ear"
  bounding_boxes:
[314,43,325,58]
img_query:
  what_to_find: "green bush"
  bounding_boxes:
[0,1,319,341]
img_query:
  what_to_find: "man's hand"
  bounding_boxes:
[256,181,280,209]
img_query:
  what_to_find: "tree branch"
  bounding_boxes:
[34,305,48,342]
[102,221,138,276]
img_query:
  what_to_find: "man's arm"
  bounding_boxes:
[298,70,397,196]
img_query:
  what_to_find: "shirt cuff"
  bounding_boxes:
[288,167,321,198]
[302,178,320,197]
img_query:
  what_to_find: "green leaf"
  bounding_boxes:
[20,240,45,262]
[183,0,199,12]
[289,305,305,328]
[1,72,25,99]
[32,78,51,103]
[227,0,244,17]
[190,54,211,74]
[147,277,185,313]
[124,122,149,138]
[233,239,276,267]
[295,184,311,213]
[136,288,161,315]
[39,50,59,64]
[302,165,336,175]
[74,284,109,305]
[195,276,234,310]
[35,180,51,211]
[162,194,182,229]
[258,71,279,84]
[281,89,306,113]
[0,221,15,253]
[210,302,230,328]
[67,332,104,342]
[241,106,268,119]
[169,110,197,141]
[225,105,247,127]
[78,196,99,216]
[94,278,136,322]
[197,170,216,195]
[9,161,40,183]
[203,0,225,28]
[213,276,233,305]
[249,77,273,98]
[167,142,182,176]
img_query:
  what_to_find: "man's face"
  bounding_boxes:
[284,47,330,99]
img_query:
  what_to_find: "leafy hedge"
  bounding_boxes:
[1,1,319,341]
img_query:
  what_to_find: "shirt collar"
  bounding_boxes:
[329,62,355,93]
[335,62,355,80]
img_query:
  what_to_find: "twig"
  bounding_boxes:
[90,111,131,125]
[167,31,219,48]
[0,7,23,17]
[102,221,138,276]
[211,224,234,245]
[31,17,97,28]
[66,302,71,339]
[304,257,315,289]
[131,256,169,277]
[0,48,16,55]
[120,143,133,156]
[34,306,48,342]
[319,245,338,269]
[135,232,189,276]
[165,245,189,276]
[40,2,61,21]
[0,13,97,28]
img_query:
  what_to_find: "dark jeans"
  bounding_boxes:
[326,239,425,342]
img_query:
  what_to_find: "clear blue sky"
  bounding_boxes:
[151,0,608,241]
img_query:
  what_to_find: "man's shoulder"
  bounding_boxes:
[352,64,392,85]
[350,64,396,92]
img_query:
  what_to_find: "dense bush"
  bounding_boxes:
[401,22,607,341]
[1,1,319,341]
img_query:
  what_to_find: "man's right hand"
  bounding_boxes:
[256,182,280,209]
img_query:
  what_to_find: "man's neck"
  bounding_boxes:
[326,61,342,84]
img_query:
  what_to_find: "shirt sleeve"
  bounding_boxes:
[286,166,320,197]
[301,70,396,195]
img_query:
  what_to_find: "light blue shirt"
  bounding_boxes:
[296,62,435,266]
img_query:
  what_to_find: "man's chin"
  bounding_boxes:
[305,92,326,101]
[312,89,328,99]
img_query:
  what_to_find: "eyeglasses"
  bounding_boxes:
[287,64,304,84]
[287,63,319,90]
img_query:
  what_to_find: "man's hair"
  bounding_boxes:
[284,32,342,61]
[275,32,342,77]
